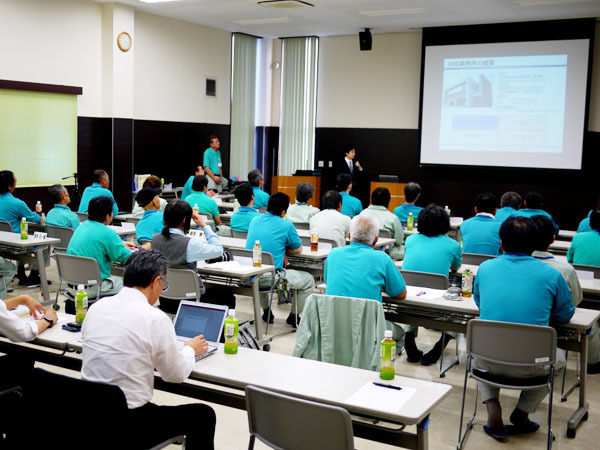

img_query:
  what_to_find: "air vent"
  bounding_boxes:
[206,78,216,97]
[258,0,314,9]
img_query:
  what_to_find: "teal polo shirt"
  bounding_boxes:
[576,210,593,234]
[567,230,600,266]
[136,209,164,243]
[46,204,79,230]
[231,206,260,232]
[252,187,270,209]
[185,191,219,219]
[494,206,517,223]
[474,253,574,326]
[325,242,406,302]
[181,175,195,201]
[403,233,462,276]
[0,192,42,232]
[393,203,423,223]
[460,214,501,256]
[246,212,302,269]
[78,183,118,217]
[203,147,222,176]
[67,220,132,280]
[513,208,559,235]
[340,192,362,217]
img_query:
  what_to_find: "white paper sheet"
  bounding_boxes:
[576,270,594,280]
[406,286,447,300]
[345,381,416,413]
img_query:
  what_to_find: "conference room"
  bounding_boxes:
[1,0,600,449]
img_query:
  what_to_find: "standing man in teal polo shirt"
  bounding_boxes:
[248,169,270,209]
[568,208,600,266]
[134,188,164,244]
[46,184,79,230]
[336,173,362,217]
[393,182,424,224]
[184,175,231,237]
[494,191,521,223]
[230,182,260,233]
[460,192,501,256]
[78,169,118,217]
[246,193,315,327]
[68,196,141,297]
[203,135,226,193]
[181,165,205,201]
[513,192,559,235]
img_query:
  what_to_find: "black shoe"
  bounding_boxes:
[26,273,41,286]
[421,334,454,366]
[588,362,600,374]
[404,333,423,363]
[261,309,274,324]
[286,314,300,328]
[17,266,28,285]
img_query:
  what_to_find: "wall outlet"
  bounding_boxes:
[318,160,324,167]
[328,161,332,167]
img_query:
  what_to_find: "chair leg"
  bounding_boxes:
[547,368,555,450]
[457,358,477,450]
[265,276,276,336]
[53,279,63,311]
[439,332,460,378]
[248,435,255,450]
[561,350,581,402]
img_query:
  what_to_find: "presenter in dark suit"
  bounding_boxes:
[336,145,363,197]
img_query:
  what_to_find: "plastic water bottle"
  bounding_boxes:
[35,201,42,216]
[252,240,262,267]
[444,205,451,217]
[75,284,88,324]
[380,330,396,380]
[233,199,240,212]
[407,212,414,231]
[224,309,239,354]
[193,203,199,215]
[20,217,28,240]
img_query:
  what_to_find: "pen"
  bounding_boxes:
[416,291,426,296]
[372,382,402,391]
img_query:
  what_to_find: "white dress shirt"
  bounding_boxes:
[309,209,351,248]
[0,301,38,342]
[82,287,196,409]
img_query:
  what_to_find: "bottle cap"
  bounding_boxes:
[77,284,85,291]
[228,309,235,317]
[22,217,26,221]
[408,212,412,216]
[255,240,260,244]
[384,330,393,338]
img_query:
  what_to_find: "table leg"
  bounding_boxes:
[417,415,430,450]
[567,331,589,436]
[251,276,266,347]
[36,246,50,304]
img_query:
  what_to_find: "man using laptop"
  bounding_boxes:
[82,250,216,449]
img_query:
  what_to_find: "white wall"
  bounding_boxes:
[133,12,231,124]
[0,0,103,117]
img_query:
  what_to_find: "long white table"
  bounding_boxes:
[295,229,396,250]
[218,236,331,263]
[549,239,571,255]
[0,316,452,450]
[558,230,577,241]
[0,231,60,303]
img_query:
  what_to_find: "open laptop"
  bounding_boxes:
[173,301,228,361]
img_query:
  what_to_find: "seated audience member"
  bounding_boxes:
[46,184,79,230]
[474,216,574,438]
[336,173,362,217]
[325,215,406,302]
[0,170,47,286]
[82,250,216,450]
[287,182,319,223]
[67,196,138,296]
[230,182,260,233]
[402,205,462,364]
[0,294,57,342]
[568,208,600,267]
[246,193,315,327]
[78,169,118,217]
[513,192,559,235]
[0,257,16,299]
[360,187,405,260]
[309,190,351,248]
[132,176,168,219]
[531,215,599,374]
[393,182,423,223]
[494,191,522,223]
[460,192,501,256]
[576,209,593,234]
[135,188,164,244]
[248,169,270,209]
[185,175,231,236]
[181,165,205,201]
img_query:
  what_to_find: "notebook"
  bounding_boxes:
[173,301,228,361]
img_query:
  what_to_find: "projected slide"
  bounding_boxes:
[421,40,589,170]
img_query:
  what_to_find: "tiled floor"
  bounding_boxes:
[7,260,600,449]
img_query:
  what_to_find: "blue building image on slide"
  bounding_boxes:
[443,74,493,107]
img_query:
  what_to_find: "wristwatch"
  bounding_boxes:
[43,316,54,328]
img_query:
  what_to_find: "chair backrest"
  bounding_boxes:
[75,212,88,222]
[462,253,497,265]
[573,263,600,279]
[294,222,310,230]
[232,229,248,239]
[0,221,12,232]
[300,235,338,248]
[467,319,556,366]
[55,253,102,289]
[125,216,140,226]
[400,270,448,289]
[46,225,74,251]
[378,228,391,239]
[245,385,354,450]
[228,248,275,267]
[161,268,204,301]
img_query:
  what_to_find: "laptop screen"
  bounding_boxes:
[174,303,226,343]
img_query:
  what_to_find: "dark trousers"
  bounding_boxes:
[127,402,216,450]
[0,355,34,446]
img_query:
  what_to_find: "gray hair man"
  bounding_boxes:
[287,182,319,223]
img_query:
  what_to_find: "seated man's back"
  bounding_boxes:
[309,190,350,248]
[79,169,118,216]
[287,182,319,223]
[230,182,260,232]
[460,192,501,256]
[360,187,405,260]
[45,184,79,230]
[513,192,559,234]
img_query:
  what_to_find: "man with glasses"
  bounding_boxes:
[82,250,216,449]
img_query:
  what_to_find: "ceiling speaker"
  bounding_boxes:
[359,29,372,51]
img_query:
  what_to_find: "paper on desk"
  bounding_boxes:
[204,261,259,273]
[576,270,594,280]
[406,286,446,300]
[346,381,416,413]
